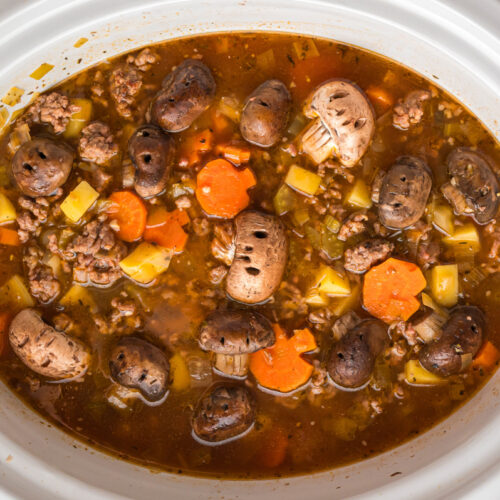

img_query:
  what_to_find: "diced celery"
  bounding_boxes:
[430,264,458,307]
[273,184,297,215]
[305,288,329,306]
[304,225,322,251]
[0,193,16,224]
[120,243,172,284]
[432,203,454,235]
[256,49,275,71]
[218,96,241,122]
[315,265,351,297]
[169,180,195,199]
[169,353,191,391]
[0,275,34,309]
[292,208,310,227]
[64,98,92,138]
[293,39,320,60]
[285,164,322,196]
[324,215,340,234]
[320,224,344,260]
[405,360,445,385]
[287,114,307,136]
[30,63,54,80]
[443,223,480,253]
[345,179,372,209]
[60,284,97,312]
[61,181,99,223]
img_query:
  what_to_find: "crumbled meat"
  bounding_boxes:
[126,48,158,72]
[208,265,228,285]
[370,169,386,204]
[23,245,60,303]
[65,215,126,286]
[86,166,112,193]
[392,90,431,130]
[52,313,75,333]
[384,340,408,366]
[417,238,441,269]
[109,66,142,118]
[332,311,360,341]
[392,320,418,346]
[175,196,192,210]
[95,294,142,335]
[485,221,500,260]
[79,122,118,165]
[344,238,394,274]
[308,308,334,332]
[317,160,355,184]
[16,191,62,243]
[20,92,79,133]
[211,222,234,265]
[277,281,308,320]
[192,217,211,237]
[307,360,337,403]
[338,211,372,241]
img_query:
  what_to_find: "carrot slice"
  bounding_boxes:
[215,142,251,166]
[473,341,500,371]
[0,227,20,246]
[365,85,394,115]
[250,325,317,393]
[0,311,11,357]
[106,191,147,242]
[290,54,342,100]
[144,207,190,253]
[180,128,214,167]
[259,427,289,468]
[196,159,256,218]
[363,258,426,324]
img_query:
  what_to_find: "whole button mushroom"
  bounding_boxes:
[301,79,375,167]
[240,79,291,147]
[441,148,499,225]
[128,124,175,198]
[151,59,216,133]
[192,385,255,444]
[378,156,432,230]
[226,210,288,304]
[199,309,275,377]
[419,306,485,377]
[9,308,90,380]
[109,337,170,402]
[12,138,74,197]
[327,319,387,389]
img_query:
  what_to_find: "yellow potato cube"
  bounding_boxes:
[430,264,458,307]
[60,284,97,312]
[315,265,351,297]
[443,223,480,253]
[305,288,329,306]
[405,360,445,385]
[0,275,34,309]
[61,181,99,223]
[330,284,360,317]
[432,203,454,236]
[169,353,191,391]
[120,243,172,284]
[345,179,372,209]
[285,164,322,196]
[64,98,93,138]
[0,193,16,224]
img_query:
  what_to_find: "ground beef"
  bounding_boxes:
[208,265,227,285]
[16,191,62,243]
[109,66,142,118]
[485,221,500,260]
[20,92,79,133]
[417,238,441,269]
[94,295,143,335]
[317,160,355,184]
[277,281,308,320]
[126,48,158,72]
[344,238,394,274]
[338,211,373,242]
[85,166,112,193]
[65,214,126,286]
[210,222,234,265]
[192,217,211,237]
[392,90,431,130]
[332,311,360,341]
[370,169,386,204]
[23,245,60,303]
[79,121,118,165]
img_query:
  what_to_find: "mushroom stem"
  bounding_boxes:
[300,118,336,165]
[214,353,249,377]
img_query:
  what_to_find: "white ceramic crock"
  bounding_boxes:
[0,1,499,498]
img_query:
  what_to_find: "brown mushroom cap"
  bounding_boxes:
[128,124,175,199]
[109,337,170,402]
[327,320,387,389]
[240,79,291,148]
[151,59,216,132]
[192,385,255,443]
[304,79,375,167]
[446,148,499,224]
[199,309,275,354]
[12,138,74,197]
[226,211,288,304]
[419,306,485,377]
[9,308,90,380]
[378,156,432,230]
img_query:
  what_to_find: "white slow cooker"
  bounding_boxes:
[0,0,499,498]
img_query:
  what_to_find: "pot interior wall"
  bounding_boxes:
[0,1,498,499]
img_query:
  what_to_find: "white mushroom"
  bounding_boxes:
[300,79,375,167]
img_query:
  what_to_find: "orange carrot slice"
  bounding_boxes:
[107,191,147,242]
[0,227,20,246]
[144,207,190,253]
[473,341,500,371]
